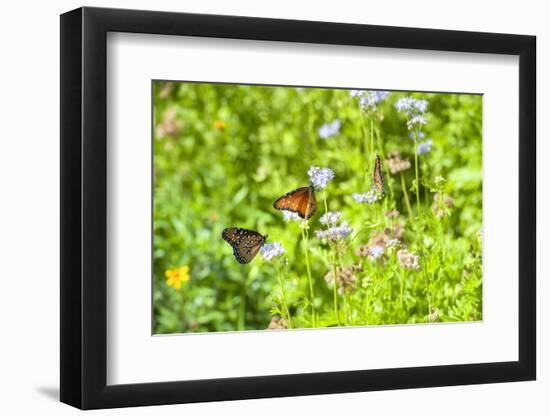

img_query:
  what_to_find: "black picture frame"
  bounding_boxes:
[60,6,536,410]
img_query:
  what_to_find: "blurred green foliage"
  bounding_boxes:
[153,81,482,334]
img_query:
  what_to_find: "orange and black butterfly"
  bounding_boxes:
[273,185,317,220]
[222,227,267,264]
[372,154,384,195]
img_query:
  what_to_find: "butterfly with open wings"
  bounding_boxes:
[222,227,268,264]
[272,185,317,220]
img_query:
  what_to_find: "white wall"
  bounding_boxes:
[0,0,545,415]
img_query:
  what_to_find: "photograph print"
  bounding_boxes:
[152,81,482,334]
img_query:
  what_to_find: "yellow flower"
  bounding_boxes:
[213,120,227,130]
[165,265,190,289]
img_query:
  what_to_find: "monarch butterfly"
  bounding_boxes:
[373,154,384,195]
[273,185,317,220]
[222,227,267,264]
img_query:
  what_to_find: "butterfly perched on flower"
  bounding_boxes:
[372,154,384,195]
[222,227,268,264]
[273,185,317,220]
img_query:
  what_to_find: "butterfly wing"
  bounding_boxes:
[222,227,266,264]
[373,154,384,195]
[237,232,267,264]
[273,186,317,220]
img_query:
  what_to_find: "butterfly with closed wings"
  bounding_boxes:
[273,185,317,220]
[372,154,384,196]
[222,227,268,264]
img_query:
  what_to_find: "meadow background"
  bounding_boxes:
[152,81,482,334]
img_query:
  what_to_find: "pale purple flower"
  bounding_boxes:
[418,139,433,155]
[395,97,416,113]
[359,91,390,111]
[351,90,390,111]
[414,99,429,113]
[352,188,378,204]
[282,210,301,222]
[315,221,353,242]
[318,119,341,139]
[320,211,342,226]
[260,242,286,261]
[386,238,399,249]
[409,131,426,141]
[368,246,385,260]
[407,115,427,130]
[308,166,335,189]
[395,97,429,115]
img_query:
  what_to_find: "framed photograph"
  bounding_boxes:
[60,6,536,409]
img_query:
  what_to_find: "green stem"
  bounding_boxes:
[238,283,246,330]
[375,127,394,200]
[301,226,316,327]
[397,269,404,309]
[413,129,422,222]
[421,256,431,322]
[348,294,354,324]
[276,263,292,329]
[370,117,375,163]
[400,171,414,222]
[359,112,370,180]
[323,190,341,326]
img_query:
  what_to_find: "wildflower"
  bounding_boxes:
[324,265,361,295]
[432,193,454,218]
[320,211,342,226]
[409,131,426,141]
[428,307,440,322]
[165,265,190,289]
[368,246,385,260]
[315,221,353,242]
[386,150,411,174]
[155,107,183,139]
[413,99,429,113]
[418,138,433,155]
[356,245,370,257]
[385,209,400,218]
[357,228,401,259]
[359,91,390,111]
[318,119,341,139]
[350,90,390,111]
[260,242,286,261]
[361,275,373,289]
[397,249,421,270]
[213,120,227,130]
[406,115,427,130]
[395,97,415,113]
[282,210,301,222]
[386,238,399,249]
[267,316,288,330]
[395,97,429,115]
[308,166,335,189]
[352,188,378,204]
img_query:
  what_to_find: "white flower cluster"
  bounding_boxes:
[318,119,341,139]
[282,210,301,222]
[320,211,342,226]
[260,242,286,261]
[350,90,390,111]
[315,221,353,242]
[352,188,378,204]
[308,166,335,189]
